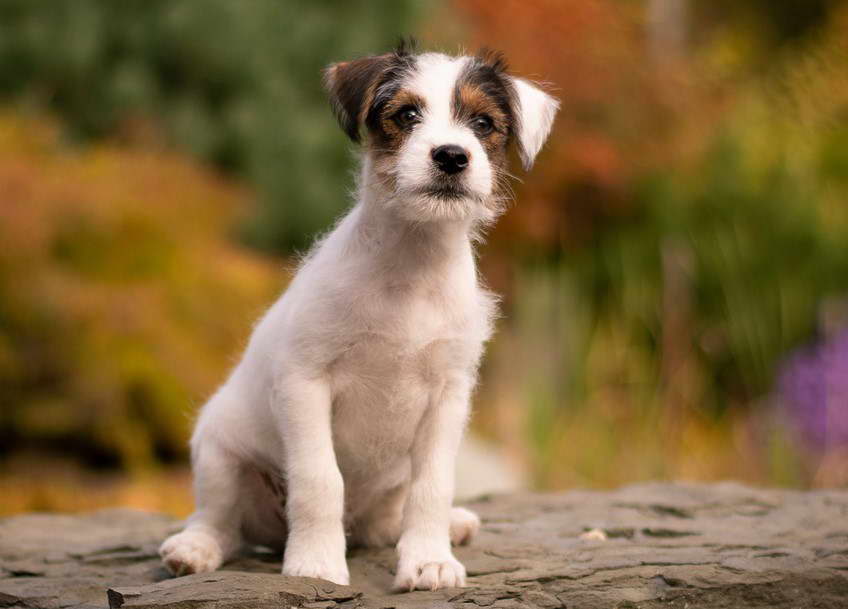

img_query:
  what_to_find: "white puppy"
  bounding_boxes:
[159,44,558,592]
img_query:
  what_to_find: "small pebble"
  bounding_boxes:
[579,528,608,541]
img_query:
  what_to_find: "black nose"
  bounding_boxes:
[431,145,469,175]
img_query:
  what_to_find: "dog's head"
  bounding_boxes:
[325,43,559,223]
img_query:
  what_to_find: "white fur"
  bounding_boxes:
[160,51,557,592]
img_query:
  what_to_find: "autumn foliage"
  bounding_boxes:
[0,115,280,473]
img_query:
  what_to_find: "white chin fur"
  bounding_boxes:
[389,190,481,223]
[390,141,493,223]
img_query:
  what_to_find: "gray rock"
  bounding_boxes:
[1,483,847,608]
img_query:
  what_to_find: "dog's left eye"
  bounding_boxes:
[471,115,494,137]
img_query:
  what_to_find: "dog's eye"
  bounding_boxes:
[394,106,421,128]
[471,115,494,137]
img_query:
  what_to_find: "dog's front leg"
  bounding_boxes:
[394,380,471,591]
[274,373,349,585]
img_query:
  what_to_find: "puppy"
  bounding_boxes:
[159,43,558,592]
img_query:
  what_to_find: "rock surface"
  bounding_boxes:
[1,482,847,608]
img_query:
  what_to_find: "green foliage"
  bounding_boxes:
[0,0,427,254]
[694,0,842,46]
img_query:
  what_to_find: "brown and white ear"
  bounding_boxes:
[510,77,559,170]
[324,55,391,143]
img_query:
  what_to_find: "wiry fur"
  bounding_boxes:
[159,45,558,592]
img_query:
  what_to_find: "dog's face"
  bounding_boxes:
[325,46,559,223]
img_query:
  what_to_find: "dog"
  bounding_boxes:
[159,42,558,592]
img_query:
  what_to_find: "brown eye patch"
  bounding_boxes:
[453,52,516,168]
[383,90,427,130]
[369,89,427,154]
[454,85,510,136]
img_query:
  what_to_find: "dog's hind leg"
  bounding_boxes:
[449,506,480,546]
[159,437,245,576]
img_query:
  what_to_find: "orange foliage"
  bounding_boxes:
[0,114,281,474]
[451,0,712,253]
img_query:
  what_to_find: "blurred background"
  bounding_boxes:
[2,0,847,517]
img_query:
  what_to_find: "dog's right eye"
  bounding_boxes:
[394,106,421,128]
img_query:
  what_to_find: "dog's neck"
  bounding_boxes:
[352,157,475,277]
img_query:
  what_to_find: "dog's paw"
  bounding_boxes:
[282,551,350,585]
[159,529,223,576]
[393,555,467,591]
[282,528,349,586]
[449,507,480,546]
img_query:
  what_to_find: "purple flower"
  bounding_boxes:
[778,330,848,455]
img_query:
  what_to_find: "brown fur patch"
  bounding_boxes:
[452,51,518,201]
[371,90,427,154]
[453,82,511,170]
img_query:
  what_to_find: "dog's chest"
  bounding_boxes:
[328,278,480,471]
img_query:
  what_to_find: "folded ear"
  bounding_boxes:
[324,55,392,143]
[509,77,559,170]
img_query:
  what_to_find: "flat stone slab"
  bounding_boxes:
[1,482,847,608]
